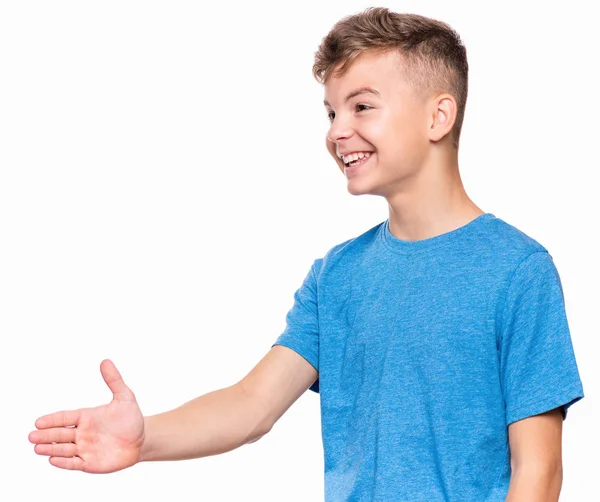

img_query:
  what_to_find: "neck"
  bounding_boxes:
[385,149,484,242]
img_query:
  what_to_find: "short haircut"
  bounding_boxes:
[313,7,469,149]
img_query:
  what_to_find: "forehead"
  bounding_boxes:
[323,50,408,105]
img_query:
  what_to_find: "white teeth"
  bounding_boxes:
[342,151,372,164]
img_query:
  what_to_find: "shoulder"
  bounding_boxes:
[486,215,548,256]
[312,220,386,276]
[488,216,565,323]
[479,215,557,280]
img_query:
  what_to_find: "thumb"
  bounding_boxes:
[100,359,136,402]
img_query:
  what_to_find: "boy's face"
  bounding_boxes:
[323,49,433,197]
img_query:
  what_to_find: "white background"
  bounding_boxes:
[1,0,598,500]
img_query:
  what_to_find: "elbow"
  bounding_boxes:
[236,381,275,445]
[245,423,273,444]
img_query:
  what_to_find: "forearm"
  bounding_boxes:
[139,382,270,462]
[505,464,562,502]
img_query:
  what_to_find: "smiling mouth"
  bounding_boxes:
[341,152,373,168]
[344,154,371,169]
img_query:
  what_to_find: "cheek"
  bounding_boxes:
[369,127,425,174]
[378,114,425,155]
[359,112,396,150]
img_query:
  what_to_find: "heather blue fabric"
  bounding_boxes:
[272,213,584,501]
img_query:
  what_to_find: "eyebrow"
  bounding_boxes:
[323,86,381,108]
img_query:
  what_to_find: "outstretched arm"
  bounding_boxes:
[29,346,318,472]
[141,345,318,462]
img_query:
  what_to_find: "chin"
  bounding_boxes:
[346,180,376,196]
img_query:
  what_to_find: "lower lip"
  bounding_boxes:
[344,154,373,176]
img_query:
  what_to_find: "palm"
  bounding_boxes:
[29,359,145,473]
[73,396,144,473]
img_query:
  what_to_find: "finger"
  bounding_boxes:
[100,359,135,402]
[35,442,78,458]
[35,410,81,429]
[49,455,84,471]
[29,426,76,445]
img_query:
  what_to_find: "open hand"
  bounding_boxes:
[28,359,145,473]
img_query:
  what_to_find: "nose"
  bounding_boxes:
[326,114,354,145]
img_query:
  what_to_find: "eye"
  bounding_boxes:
[326,104,372,122]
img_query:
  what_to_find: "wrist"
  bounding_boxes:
[137,416,153,463]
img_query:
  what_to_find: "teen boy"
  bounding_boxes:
[29,7,584,501]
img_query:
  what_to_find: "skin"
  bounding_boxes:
[28,359,145,472]
[505,407,564,501]
[324,48,564,498]
[323,48,485,241]
[28,349,317,472]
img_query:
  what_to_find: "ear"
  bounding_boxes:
[428,94,457,143]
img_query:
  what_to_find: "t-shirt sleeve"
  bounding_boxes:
[271,258,322,393]
[499,251,584,426]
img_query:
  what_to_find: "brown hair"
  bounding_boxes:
[313,7,469,149]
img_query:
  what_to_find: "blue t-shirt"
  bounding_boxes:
[272,212,584,501]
